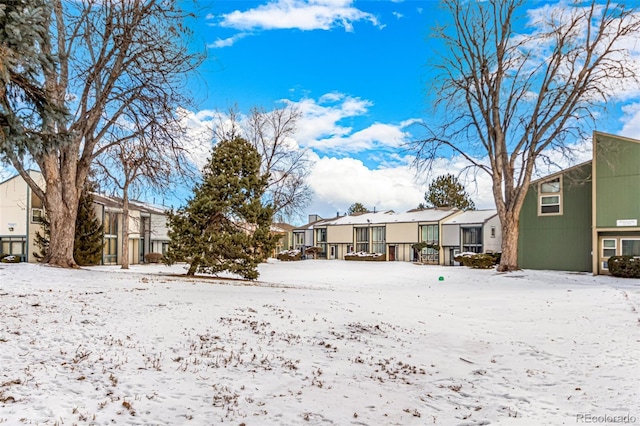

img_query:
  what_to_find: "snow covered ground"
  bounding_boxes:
[0,260,638,425]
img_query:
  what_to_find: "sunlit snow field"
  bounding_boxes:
[0,260,638,425]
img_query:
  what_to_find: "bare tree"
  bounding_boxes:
[93,121,192,269]
[1,0,201,267]
[212,105,313,222]
[413,0,640,271]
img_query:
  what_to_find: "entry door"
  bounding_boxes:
[389,245,396,261]
[330,245,337,260]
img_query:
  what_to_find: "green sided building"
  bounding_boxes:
[518,132,640,274]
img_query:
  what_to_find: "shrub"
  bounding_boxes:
[608,256,640,278]
[145,252,164,263]
[0,254,21,263]
[305,247,322,259]
[454,252,499,269]
[345,252,386,262]
[277,250,302,261]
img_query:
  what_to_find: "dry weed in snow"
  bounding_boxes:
[0,260,638,425]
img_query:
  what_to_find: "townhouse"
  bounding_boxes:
[518,131,640,274]
[294,208,501,264]
[0,171,170,265]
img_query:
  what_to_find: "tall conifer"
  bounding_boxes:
[164,137,277,280]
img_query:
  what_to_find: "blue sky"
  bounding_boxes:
[182,0,462,222]
[178,0,640,224]
[3,0,639,224]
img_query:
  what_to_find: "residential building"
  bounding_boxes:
[0,171,170,265]
[441,210,501,265]
[518,131,640,274]
[0,170,45,262]
[297,208,466,264]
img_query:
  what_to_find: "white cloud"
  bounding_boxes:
[392,12,403,19]
[287,94,418,153]
[176,108,217,170]
[306,155,427,216]
[304,152,499,221]
[620,102,640,140]
[207,33,251,49]
[213,0,381,32]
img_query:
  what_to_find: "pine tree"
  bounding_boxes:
[424,174,476,211]
[33,187,104,265]
[347,202,369,215]
[164,137,277,280]
[33,215,50,262]
[73,189,104,266]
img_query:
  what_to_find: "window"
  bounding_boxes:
[104,212,118,236]
[31,208,44,223]
[294,232,305,247]
[355,227,369,252]
[314,228,327,258]
[462,227,483,253]
[621,239,640,257]
[602,239,616,258]
[0,237,26,259]
[538,176,562,215]
[601,239,616,270]
[420,224,439,243]
[103,237,117,265]
[371,226,385,254]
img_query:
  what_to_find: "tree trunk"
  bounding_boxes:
[187,258,199,275]
[121,193,130,270]
[41,174,79,268]
[497,212,520,272]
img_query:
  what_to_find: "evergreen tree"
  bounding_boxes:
[73,189,104,266]
[33,215,50,262]
[347,202,369,215]
[33,187,104,265]
[164,137,277,280]
[424,174,475,210]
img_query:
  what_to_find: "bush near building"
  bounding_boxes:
[344,252,386,261]
[0,254,21,263]
[145,253,163,263]
[608,256,640,278]
[455,252,501,269]
[277,250,302,261]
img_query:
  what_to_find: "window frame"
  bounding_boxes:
[601,239,617,270]
[371,226,386,254]
[538,176,563,216]
[621,238,640,257]
[355,227,369,253]
[31,208,44,224]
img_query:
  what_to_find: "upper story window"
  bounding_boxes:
[315,228,326,243]
[31,208,44,223]
[355,227,369,252]
[104,212,118,235]
[538,176,562,216]
[420,224,439,243]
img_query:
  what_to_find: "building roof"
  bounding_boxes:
[273,222,295,232]
[442,209,498,225]
[313,208,460,226]
[529,160,592,185]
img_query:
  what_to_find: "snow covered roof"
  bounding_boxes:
[316,208,460,226]
[442,209,498,225]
